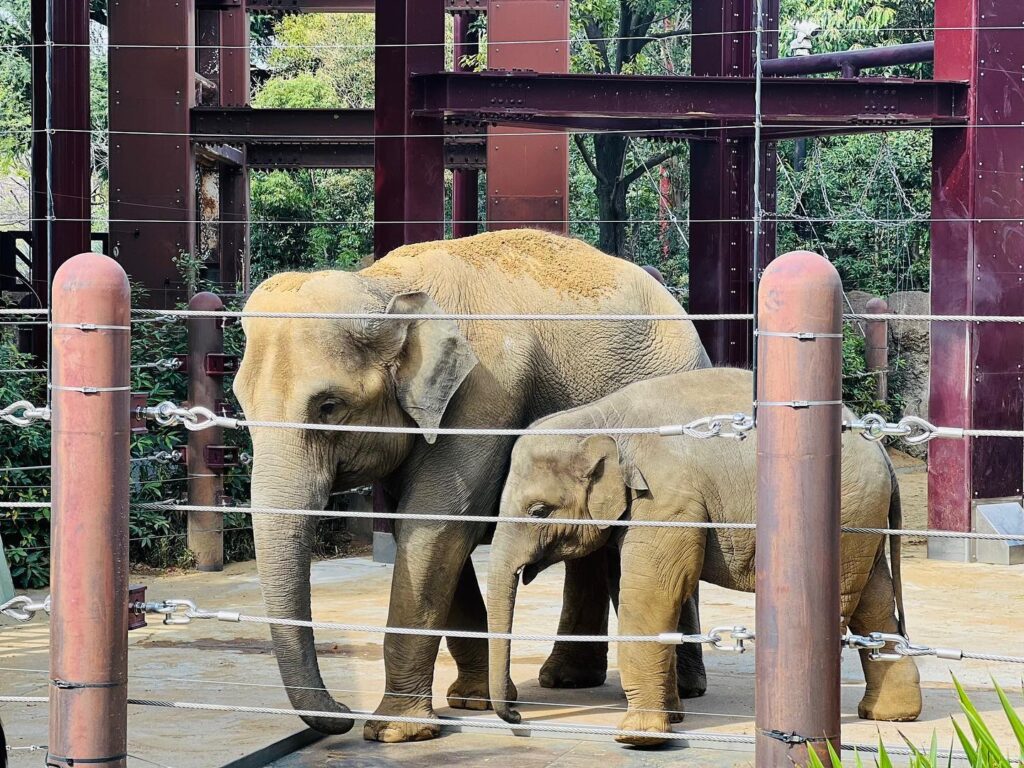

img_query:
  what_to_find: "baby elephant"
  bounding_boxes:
[487,367,922,746]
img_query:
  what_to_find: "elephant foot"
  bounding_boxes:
[539,648,608,689]
[363,697,440,743]
[615,709,671,747]
[858,657,922,722]
[677,682,706,700]
[858,689,923,722]
[446,674,518,711]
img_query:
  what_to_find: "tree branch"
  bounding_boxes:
[579,12,612,73]
[620,145,686,187]
[646,26,691,41]
[573,134,605,183]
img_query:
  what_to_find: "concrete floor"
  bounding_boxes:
[2,458,1022,766]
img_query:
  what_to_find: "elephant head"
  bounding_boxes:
[487,434,646,723]
[233,271,478,732]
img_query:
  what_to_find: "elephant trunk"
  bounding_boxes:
[487,528,530,724]
[251,444,353,734]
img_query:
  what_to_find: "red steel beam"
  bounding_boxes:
[192,107,375,140]
[452,12,480,238]
[413,71,968,129]
[197,0,375,10]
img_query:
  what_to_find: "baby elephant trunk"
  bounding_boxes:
[487,561,523,724]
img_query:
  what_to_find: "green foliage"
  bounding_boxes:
[841,322,904,421]
[805,678,1024,767]
[777,132,932,297]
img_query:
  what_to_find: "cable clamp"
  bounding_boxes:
[50,322,130,332]
[1,400,51,426]
[756,400,842,409]
[760,729,834,745]
[49,384,131,394]
[755,330,843,340]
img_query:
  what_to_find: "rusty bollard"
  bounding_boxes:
[755,250,843,766]
[50,253,130,768]
[188,292,226,571]
[865,297,889,402]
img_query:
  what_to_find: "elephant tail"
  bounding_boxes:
[888,464,907,639]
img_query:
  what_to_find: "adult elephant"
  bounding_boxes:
[232,229,710,742]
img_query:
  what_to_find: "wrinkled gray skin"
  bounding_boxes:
[488,368,923,746]
[231,230,712,742]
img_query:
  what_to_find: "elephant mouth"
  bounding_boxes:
[522,561,550,586]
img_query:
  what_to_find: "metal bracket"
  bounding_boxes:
[204,445,240,470]
[128,585,147,630]
[204,353,239,376]
[214,399,237,418]
[130,393,149,434]
[173,354,190,375]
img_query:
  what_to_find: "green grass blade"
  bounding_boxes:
[952,717,979,765]
[825,739,844,768]
[953,677,1011,767]
[928,731,939,768]
[878,737,895,768]
[991,678,1024,757]
[807,745,828,768]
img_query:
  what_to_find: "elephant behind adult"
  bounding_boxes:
[233,230,711,742]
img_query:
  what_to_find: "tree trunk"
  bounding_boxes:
[593,134,630,258]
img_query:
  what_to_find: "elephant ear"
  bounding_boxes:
[373,292,478,444]
[577,435,647,527]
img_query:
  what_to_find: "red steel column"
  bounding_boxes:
[188,292,226,572]
[49,253,131,768]
[452,12,480,239]
[929,0,1023,559]
[865,297,888,401]
[485,0,568,232]
[689,0,778,366]
[108,0,195,305]
[755,250,842,766]
[373,0,445,257]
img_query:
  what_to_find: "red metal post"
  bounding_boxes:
[373,0,446,257]
[188,292,226,572]
[49,253,131,768]
[108,0,196,305]
[689,0,778,366]
[929,0,1024,559]
[452,12,480,239]
[865,297,889,401]
[485,0,568,233]
[755,250,842,766]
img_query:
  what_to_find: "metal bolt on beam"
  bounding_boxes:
[50,252,131,768]
[755,250,843,767]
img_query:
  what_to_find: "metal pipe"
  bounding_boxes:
[865,297,889,402]
[761,41,933,77]
[755,250,843,767]
[188,291,226,571]
[451,13,480,239]
[49,252,131,768]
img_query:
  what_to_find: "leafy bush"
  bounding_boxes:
[808,678,1024,767]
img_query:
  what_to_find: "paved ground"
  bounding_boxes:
[3,458,1023,767]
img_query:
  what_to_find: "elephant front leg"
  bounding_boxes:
[675,586,707,700]
[539,549,611,689]
[364,523,473,743]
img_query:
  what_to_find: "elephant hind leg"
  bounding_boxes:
[675,587,707,700]
[848,553,922,722]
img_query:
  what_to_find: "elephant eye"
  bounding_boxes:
[527,502,553,519]
[317,397,344,420]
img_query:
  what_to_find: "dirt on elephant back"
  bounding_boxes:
[364,229,622,299]
[888,446,928,544]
